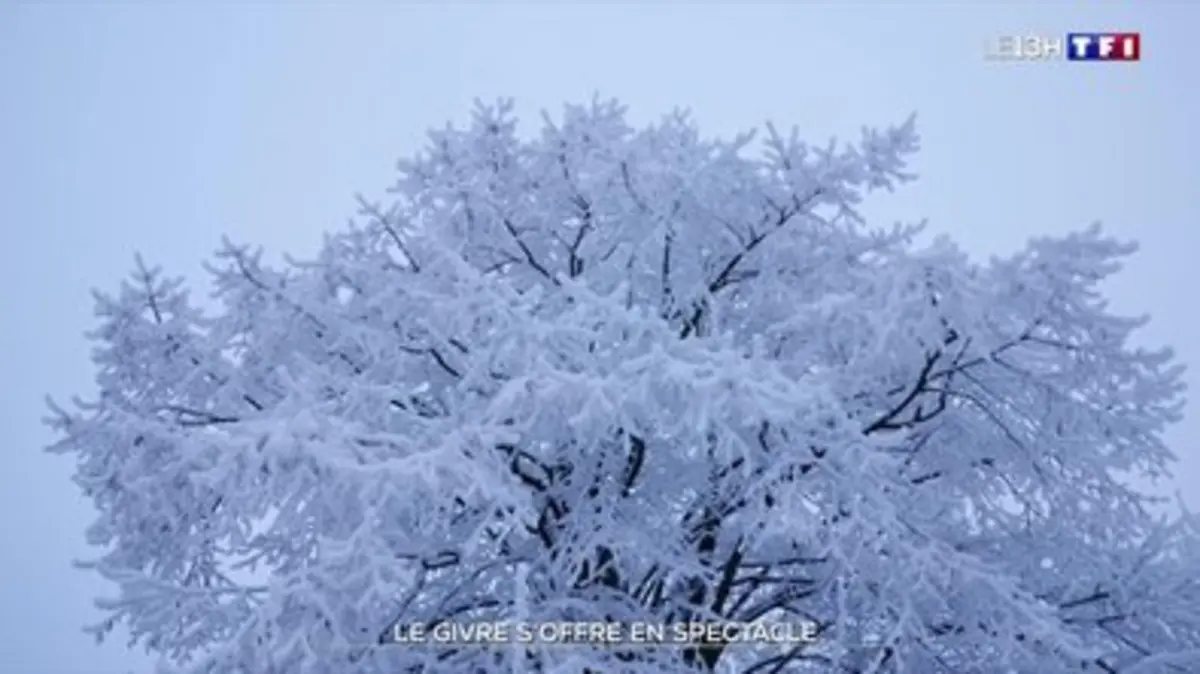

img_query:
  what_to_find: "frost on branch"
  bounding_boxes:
[47,99,1199,673]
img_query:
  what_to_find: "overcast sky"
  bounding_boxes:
[1,3,1195,672]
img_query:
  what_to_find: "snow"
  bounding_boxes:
[46,98,1200,673]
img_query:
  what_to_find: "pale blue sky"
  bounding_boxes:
[1,3,1195,672]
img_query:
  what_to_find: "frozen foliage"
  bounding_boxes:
[48,98,1200,674]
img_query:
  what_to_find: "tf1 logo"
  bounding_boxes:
[1068,33,1140,61]
[985,32,1140,62]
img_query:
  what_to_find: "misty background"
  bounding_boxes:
[1,3,1195,672]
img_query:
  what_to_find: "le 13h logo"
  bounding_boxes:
[986,33,1140,62]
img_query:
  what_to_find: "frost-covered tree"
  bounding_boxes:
[48,98,1200,674]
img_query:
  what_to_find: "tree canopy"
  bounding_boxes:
[48,98,1200,673]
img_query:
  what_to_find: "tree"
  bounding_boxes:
[47,98,1200,674]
